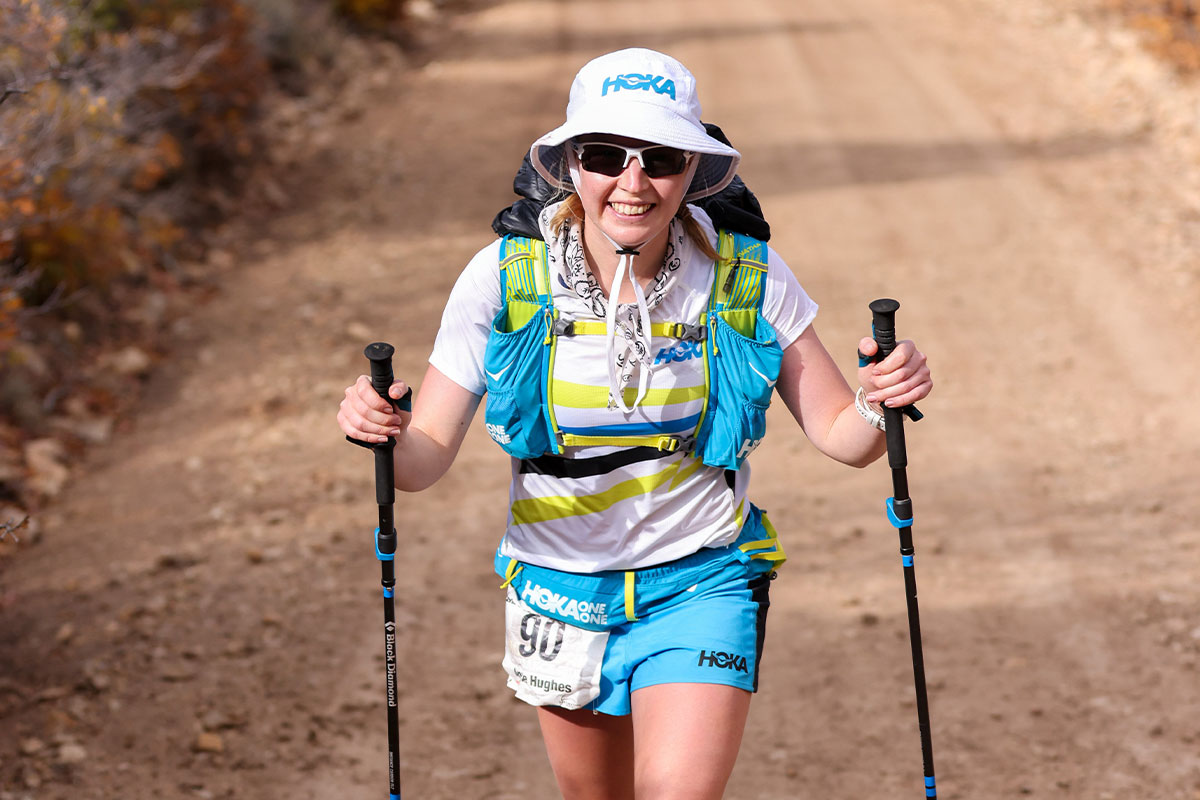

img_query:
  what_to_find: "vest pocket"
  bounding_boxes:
[699,310,783,470]
[705,397,769,468]
[483,304,553,459]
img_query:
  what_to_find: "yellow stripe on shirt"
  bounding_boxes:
[551,379,704,409]
[511,456,703,525]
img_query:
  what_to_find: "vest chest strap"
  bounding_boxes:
[558,431,696,453]
[554,318,706,342]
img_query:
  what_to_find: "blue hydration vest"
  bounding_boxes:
[482,229,782,470]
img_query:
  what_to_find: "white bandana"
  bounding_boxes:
[541,208,686,412]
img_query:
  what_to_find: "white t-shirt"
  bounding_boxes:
[430,205,818,572]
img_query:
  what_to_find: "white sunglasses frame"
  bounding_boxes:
[570,141,696,178]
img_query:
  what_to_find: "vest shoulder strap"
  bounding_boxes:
[712,229,769,311]
[498,235,552,305]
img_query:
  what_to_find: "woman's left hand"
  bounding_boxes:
[856,337,932,409]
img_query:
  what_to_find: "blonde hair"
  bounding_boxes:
[548,194,718,260]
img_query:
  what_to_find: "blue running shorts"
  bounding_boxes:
[496,505,783,716]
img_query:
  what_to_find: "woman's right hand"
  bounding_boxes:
[338,375,409,445]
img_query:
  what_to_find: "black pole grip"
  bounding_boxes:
[364,342,395,400]
[869,298,900,360]
[363,342,412,413]
[868,299,923,423]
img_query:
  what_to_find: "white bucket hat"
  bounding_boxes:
[530,48,741,203]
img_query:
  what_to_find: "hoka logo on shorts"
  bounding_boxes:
[520,580,608,625]
[696,649,749,673]
[601,73,677,100]
[485,423,512,445]
[654,340,702,364]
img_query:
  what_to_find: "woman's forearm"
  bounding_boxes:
[814,400,888,468]
[392,417,473,491]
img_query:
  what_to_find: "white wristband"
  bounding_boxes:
[855,387,886,431]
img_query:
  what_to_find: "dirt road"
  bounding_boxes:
[4,0,1200,797]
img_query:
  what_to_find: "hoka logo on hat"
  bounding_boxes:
[601,73,677,100]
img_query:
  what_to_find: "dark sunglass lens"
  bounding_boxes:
[642,147,688,178]
[580,144,627,176]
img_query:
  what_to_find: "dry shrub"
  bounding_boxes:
[0,0,272,510]
[1,0,268,313]
[334,0,408,35]
[0,0,394,372]
[1109,0,1200,72]
[0,0,410,517]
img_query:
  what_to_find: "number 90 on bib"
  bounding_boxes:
[502,587,609,710]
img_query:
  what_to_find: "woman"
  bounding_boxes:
[339,48,932,800]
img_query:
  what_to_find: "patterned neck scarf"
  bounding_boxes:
[542,209,686,412]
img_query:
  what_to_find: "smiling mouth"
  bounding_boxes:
[610,202,653,216]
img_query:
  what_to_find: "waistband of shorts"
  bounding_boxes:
[496,503,785,588]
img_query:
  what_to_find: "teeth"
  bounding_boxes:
[611,202,651,216]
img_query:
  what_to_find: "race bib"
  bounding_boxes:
[502,587,609,710]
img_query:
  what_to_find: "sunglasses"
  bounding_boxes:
[572,142,694,179]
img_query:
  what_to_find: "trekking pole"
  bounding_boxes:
[347,342,412,800]
[869,298,937,799]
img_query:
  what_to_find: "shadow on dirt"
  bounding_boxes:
[446,19,864,61]
[737,129,1150,196]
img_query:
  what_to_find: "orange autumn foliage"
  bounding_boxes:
[1109,0,1200,72]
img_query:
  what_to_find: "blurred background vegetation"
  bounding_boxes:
[1109,0,1200,71]
[0,0,1195,530]
[1,0,427,530]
